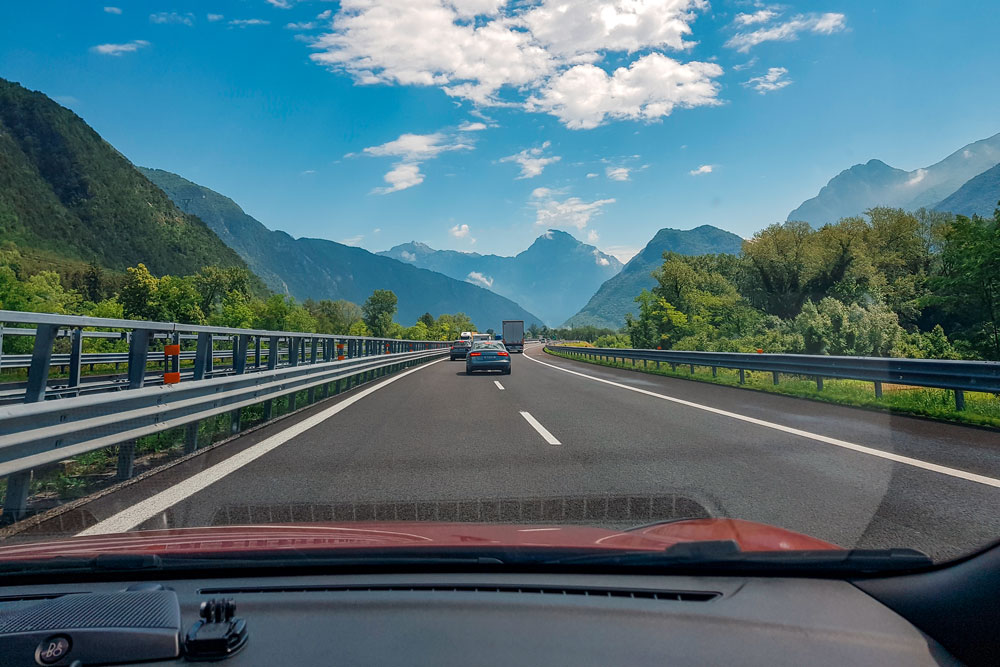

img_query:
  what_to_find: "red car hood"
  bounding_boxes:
[0,519,837,561]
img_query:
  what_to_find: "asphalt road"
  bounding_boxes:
[47,343,1000,560]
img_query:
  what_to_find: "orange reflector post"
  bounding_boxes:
[164,344,180,357]
[163,372,181,384]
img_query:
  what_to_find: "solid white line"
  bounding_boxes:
[520,411,561,445]
[494,380,505,391]
[525,352,1000,489]
[77,359,447,536]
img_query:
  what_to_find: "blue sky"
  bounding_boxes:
[2,1,999,262]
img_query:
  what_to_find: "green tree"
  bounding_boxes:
[362,289,398,337]
[931,210,1000,359]
[119,264,161,320]
[348,319,370,336]
[419,312,436,328]
[304,298,363,334]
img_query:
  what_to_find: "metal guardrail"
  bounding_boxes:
[546,346,1000,410]
[0,310,450,522]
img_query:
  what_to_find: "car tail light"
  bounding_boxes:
[469,352,481,356]
[497,351,509,356]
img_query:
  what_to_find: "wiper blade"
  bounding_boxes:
[0,551,505,577]
[545,541,934,573]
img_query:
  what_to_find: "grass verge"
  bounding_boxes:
[545,348,1000,430]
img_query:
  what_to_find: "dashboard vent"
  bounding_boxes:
[199,584,720,602]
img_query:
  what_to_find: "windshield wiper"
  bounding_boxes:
[0,551,505,578]
[544,540,934,574]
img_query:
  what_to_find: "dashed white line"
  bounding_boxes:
[520,411,561,445]
[494,380,505,391]
[525,351,1000,489]
[77,358,447,536]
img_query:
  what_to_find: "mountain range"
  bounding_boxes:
[378,232,622,326]
[0,78,246,276]
[788,132,1000,225]
[564,225,745,329]
[139,168,544,329]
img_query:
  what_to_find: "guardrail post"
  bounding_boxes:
[183,331,214,454]
[772,371,779,385]
[816,377,824,391]
[690,363,695,374]
[254,335,262,369]
[117,330,153,480]
[738,368,745,384]
[874,381,883,398]
[307,337,319,403]
[1,323,59,523]
[68,327,83,391]
[712,366,717,377]
[955,390,965,411]
[194,332,212,380]
[229,334,250,435]
[263,336,280,420]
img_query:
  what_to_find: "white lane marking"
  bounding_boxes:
[494,380,505,391]
[525,352,1000,489]
[78,359,447,536]
[520,411,561,445]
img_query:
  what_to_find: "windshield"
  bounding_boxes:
[0,1,999,574]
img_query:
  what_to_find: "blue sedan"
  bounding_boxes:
[465,341,511,375]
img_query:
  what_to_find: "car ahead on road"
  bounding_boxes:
[466,340,511,375]
[450,339,472,360]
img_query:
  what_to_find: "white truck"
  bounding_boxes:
[502,320,525,353]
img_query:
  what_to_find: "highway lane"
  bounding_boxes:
[46,343,1000,560]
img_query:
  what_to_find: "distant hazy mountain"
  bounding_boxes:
[0,78,247,276]
[934,163,1000,218]
[379,230,622,326]
[140,168,544,329]
[788,132,1000,225]
[564,225,745,329]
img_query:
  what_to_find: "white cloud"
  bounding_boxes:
[450,223,472,239]
[743,67,791,94]
[300,169,316,175]
[586,172,599,178]
[361,131,473,194]
[266,0,293,8]
[308,0,721,129]
[458,121,487,131]
[587,230,600,243]
[340,235,364,246]
[91,40,149,56]
[373,227,381,233]
[400,250,417,262]
[906,168,927,187]
[317,10,333,20]
[207,13,224,22]
[501,141,560,179]
[593,248,610,266]
[605,244,640,263]
[230,18,270,27]
[527,53,722,129]
[104,6,122,14]
[689,164,713,175]
[962,149,972,159]
[726,12,846,53]
[151,11,193,25]
[606,166,630,181]
[733,9,777,26]
[732,56,758,72]
[363,132,470,161]
[287,21,317,30]
[466,271,493,288]
[532,192,615,230]
[374,162,424,194]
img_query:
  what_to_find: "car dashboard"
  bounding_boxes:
[0,571,961,666]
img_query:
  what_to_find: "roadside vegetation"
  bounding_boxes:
[546,348,1000,429]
